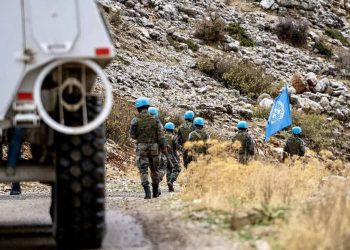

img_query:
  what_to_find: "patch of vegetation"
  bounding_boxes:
[336,49,350,72]
[292,111,339,152]
[222,60,275,99]
[226,22,255,47]
[194,13,226,44]
[325,28,350,47]
[314,41,333,58]
[184,39,199,52]
[196,56,276,99]
[106,96,136,146]
[275,17,309,48]
[116,55,130,65]
[253,106,270,119]
[167,35,183,52]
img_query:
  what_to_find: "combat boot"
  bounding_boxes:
[143,184,151,199]
[10,182,21,195]
[152,183,160,198]
[167,181,174,192]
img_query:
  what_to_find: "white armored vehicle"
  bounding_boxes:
[0,0,114,248]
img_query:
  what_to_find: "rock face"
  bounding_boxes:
[98,0,350,151]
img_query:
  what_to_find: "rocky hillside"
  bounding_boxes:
[98,0,350,159]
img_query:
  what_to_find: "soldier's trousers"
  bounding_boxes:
[183,150,192,169]
[159,153,181,183]
[238,153,250,165]
[136,143,160,186]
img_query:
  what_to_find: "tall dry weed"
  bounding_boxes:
[279,179,350,250]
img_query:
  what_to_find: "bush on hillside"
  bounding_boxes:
[159,109,183,128]
[194,13,226,44]
[336,49,350,72]
[314,41,333,58]
[226,22,255,47]
[275,17,309,47]
[292,111,339,152]
[106,96,136,146]
[197,56,276,99]
[325,28,350,47]
[222,60,275,99]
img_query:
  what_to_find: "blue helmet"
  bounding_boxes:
[193,117,205,127]
[237,121,248,129]
[135,97,150,108]
[184,111,195,120]
[164,122,175,131]
[148,107,159,118]
[292,126,302,135]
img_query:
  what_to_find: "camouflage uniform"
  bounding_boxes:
[177,121,195,168]
[232,130,255,165]
[188,128,210,164]
[283,136,305,157]
[160,131,181,183]
[130,110,165,187]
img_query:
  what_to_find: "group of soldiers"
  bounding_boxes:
[130,97,306,199]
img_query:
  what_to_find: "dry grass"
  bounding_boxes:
[194,12,226,44]
[179,141,350,249]
[279,179,350,250]
[106,96,136,146]
[180,141,335,211]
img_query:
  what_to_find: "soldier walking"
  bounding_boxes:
[188,117,210,164]
[283,126,305,161]
[130,97,166,199]
[232,121,255,165]
[161,122,181,192]
[177,111,195,168]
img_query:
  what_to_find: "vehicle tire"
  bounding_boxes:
[53,96,106,249]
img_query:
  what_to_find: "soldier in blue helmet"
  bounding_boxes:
[177,111,195,168]
[130,97,166,199]
[232,121,255,165]
[161,122,181,192]
[188,117,210,164]
[283,126,305,161]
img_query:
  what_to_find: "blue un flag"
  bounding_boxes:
[264,84,292,142]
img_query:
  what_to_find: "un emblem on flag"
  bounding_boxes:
[271,101,285,124]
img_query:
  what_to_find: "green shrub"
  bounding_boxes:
[275,17,309,47]
[185,39,199,52]
[314,41,333,58]
[196,56,233,81]
[292,112,339,152]
[106,96,136,146]
[194,13,226,44]
[325,28,350,47]
[197,56,276,99]
[226,22,255,47]
[167,35,182,52]
[222,60,275,99]
[253,106,270,119]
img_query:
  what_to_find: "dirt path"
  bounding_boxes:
[0,188,236,250]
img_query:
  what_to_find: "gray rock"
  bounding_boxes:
[314,78,329,93]
[255,240,271,250]
[224,41,240,52]
[257,93,272,103]
[260,0,276,9]
[319,96,330,111]
[305,72,318,87]
[259,98,274,108]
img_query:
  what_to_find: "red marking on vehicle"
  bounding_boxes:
[95,47,110,56]
[17,92,33,101]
